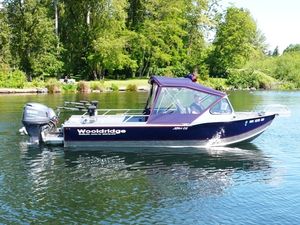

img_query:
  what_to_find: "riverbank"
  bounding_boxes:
[0,86,150,94]
[0,76,290,94]
[0,80,150,94]
[0,88,48,94]
[0,79,150,94]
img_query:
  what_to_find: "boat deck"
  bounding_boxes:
[64,114,148,126]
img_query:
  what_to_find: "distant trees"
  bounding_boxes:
[88,0,135,79]
[131,0,189,77]
[58,0,92,79]
[272,46,279,56]
[0,0,269,81]
[283,44,300,54]
[208,7,258,77]
[0,8,11,68]
[4,0,63,80]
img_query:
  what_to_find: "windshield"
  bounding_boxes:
[152,87,220,115]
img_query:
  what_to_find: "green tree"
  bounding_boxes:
[87,0,136,80]
[273,52,300,87]
[58,0,91,80]
[283,44,300,54]
[127,0,144,30]
[208,7,257,77]
[252,29,268,56]
[184,0,220,78]
[129,0,189,77]
[5,0,63,80]
[0,8,11,68]
[272,46,279,56]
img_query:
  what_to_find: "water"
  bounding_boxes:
[0,91,300,224]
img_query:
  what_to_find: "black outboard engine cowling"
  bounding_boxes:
[22,103,58,144]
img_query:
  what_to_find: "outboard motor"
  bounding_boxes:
[22,103,58,144]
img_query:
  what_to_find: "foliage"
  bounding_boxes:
[126,84,137,92]
[208,7,259,77]
[90,81,105,92]
[110,83,119,92]
[273,52,300,88]
[227,69,276,89]
[77,81,91,93]
[24,77,46,88]
[252,29,268,55]
[104,79,148,89]
[45,78,61,93]
[272,46,279,56]
[0,1,299,90]
[184,0,219,74]
[0,9,11,66]
[278,82,297,90]
[57,0,90,80]
[129,0,214,77]
[283,44,300,54]
[244,51,300,89]
[62,83,77,93]
[0,70,27,88]
[200,78,228,91]
[5,0,63,79]
[90,33,137,78]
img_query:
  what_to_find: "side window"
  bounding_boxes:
[210,98,232,115]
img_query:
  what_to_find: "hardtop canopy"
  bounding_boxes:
[149,76,226,97]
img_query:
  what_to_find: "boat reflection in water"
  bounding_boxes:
[20,143,272,202]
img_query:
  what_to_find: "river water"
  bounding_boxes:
[0,91,299,224]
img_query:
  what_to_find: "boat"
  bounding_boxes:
[20,76,279,148]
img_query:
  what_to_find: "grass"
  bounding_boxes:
[16,78,149,92]
[103,79,148,89]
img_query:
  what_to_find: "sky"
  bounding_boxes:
[222,0,300,53]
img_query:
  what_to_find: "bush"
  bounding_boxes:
[278,82,297,90]
[273,53,300,88]
[46,78,61,93]
[110,83,119,92]
[201,78,228,91]
[245,52,300,89]
[77,81,91,93]
[126,84,137,92]
[24,77,46,88]
[0,70,27,88]
[90,81,105,92]
[227,69,276,90]
[253,70,276,89]
[62,83,77,93]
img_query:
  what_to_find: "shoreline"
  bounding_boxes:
[0,88,48,94]
[0,86,150,94]
[0,84,295,94]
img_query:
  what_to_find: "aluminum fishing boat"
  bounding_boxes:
[20,76,278,148]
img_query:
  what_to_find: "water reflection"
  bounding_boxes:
[15,139,274,223]
[20,143,272,201]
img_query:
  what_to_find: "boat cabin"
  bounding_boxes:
[145,76,233,124]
